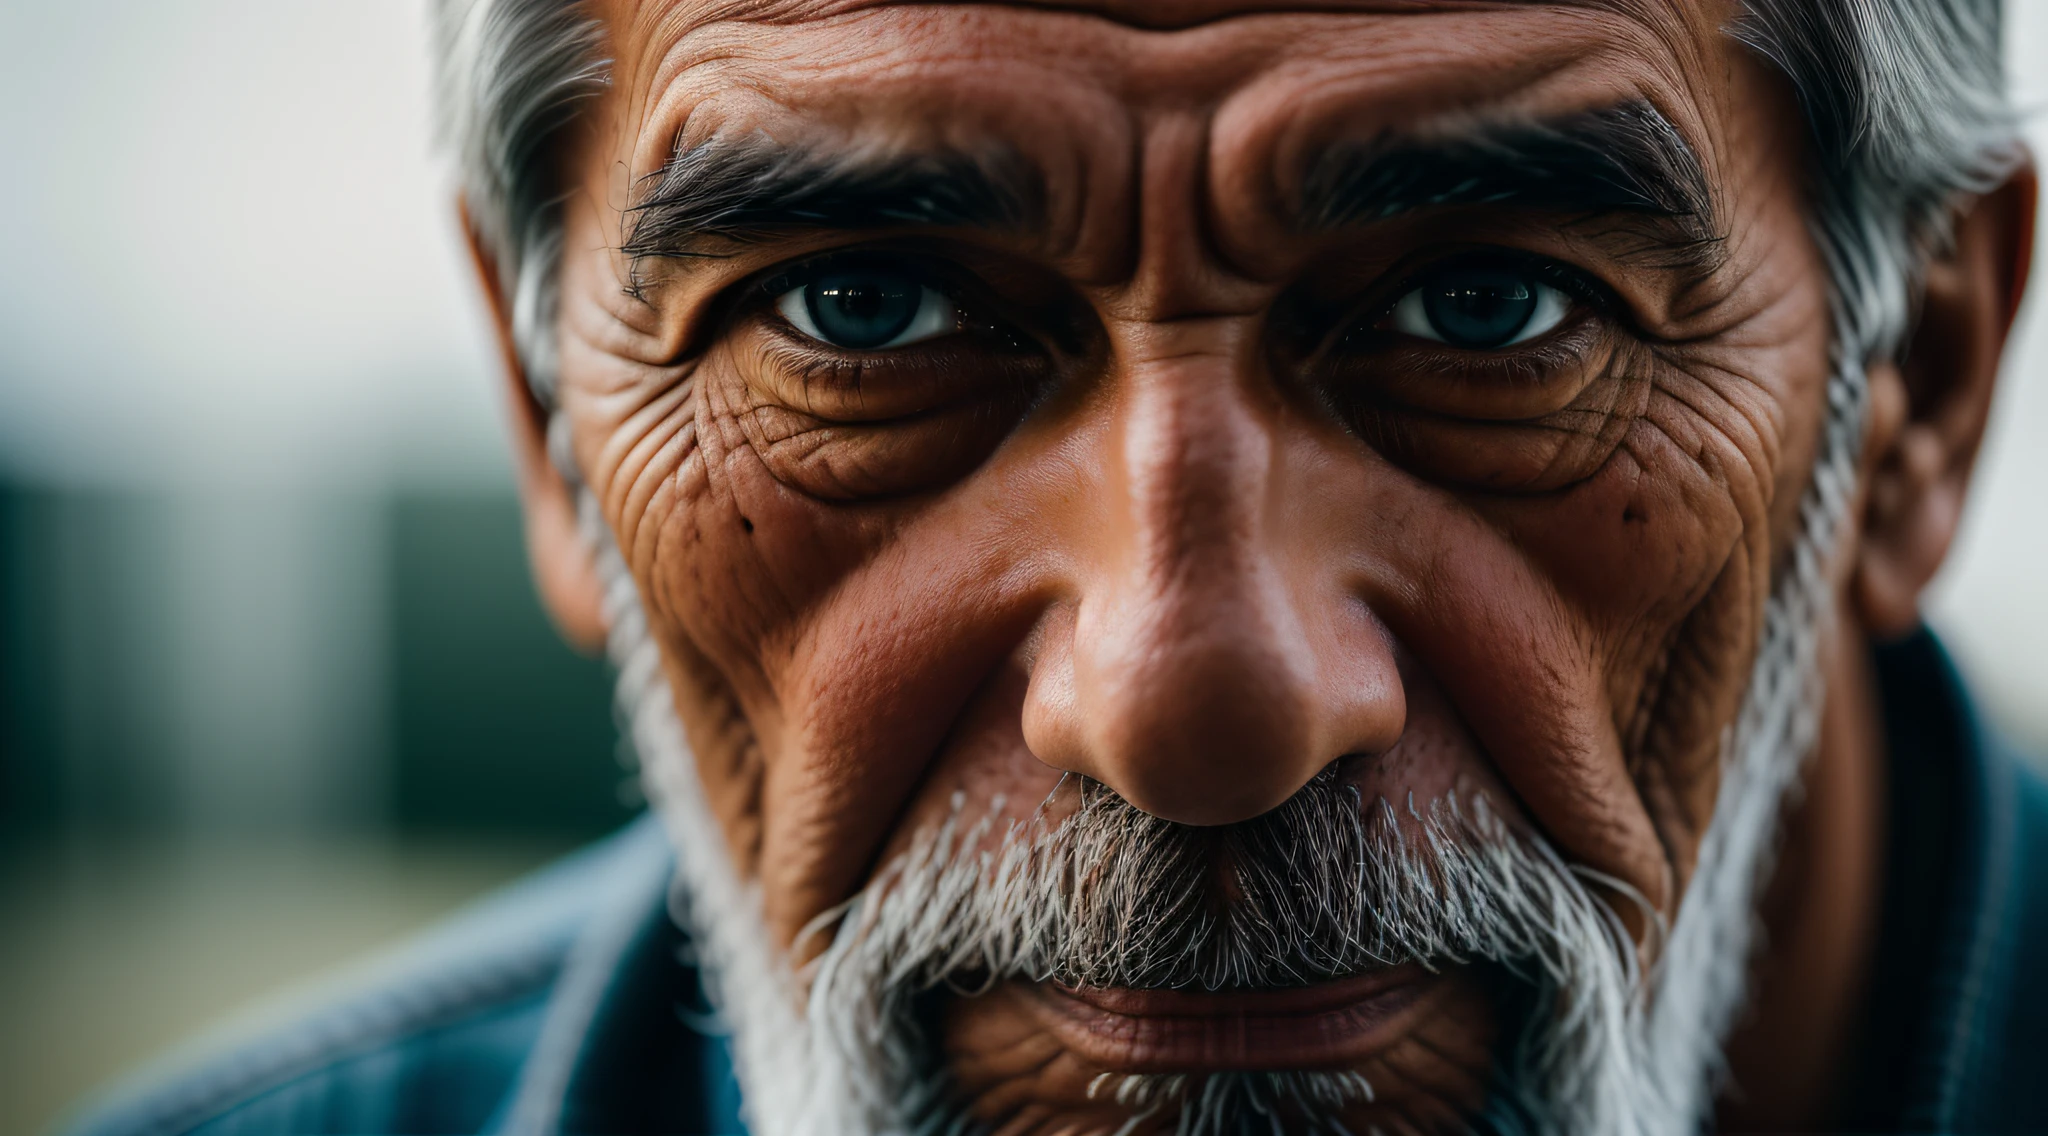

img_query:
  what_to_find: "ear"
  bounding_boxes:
[1851,161,2037,639]
[459,201,609,655]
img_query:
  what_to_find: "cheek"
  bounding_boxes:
[714,337,1043,501]
[1353,639,1523,812]
[596,363,1065,943]
[1315,342,1811,915]
[1346,333,1655,494]
[1486,343,1819,878]
[862,657,1066,870]
[561,348,891,880]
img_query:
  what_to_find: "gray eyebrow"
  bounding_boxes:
[1301,100,1723,267]
[621,135,1045,274]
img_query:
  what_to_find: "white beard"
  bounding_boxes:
[585,349,1858,1136]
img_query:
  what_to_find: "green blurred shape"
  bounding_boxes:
[388,492,630,838]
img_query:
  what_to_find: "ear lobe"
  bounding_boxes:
[1851,358,1961,637]
[1850,163,2038,639]
[458,200,609,655]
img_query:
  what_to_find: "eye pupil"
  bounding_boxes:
[1422,268,1538,349]
[805,271,920,349]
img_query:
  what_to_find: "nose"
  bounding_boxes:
[1021,331,1405,826]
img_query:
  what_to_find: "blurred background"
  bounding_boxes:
[0,3,2044,1133]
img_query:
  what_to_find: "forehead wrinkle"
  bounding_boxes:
[622,6,1120,176]
[607,0,1750,294]
[615,0,1696,33]
[613,0,1707,101]
[614,6,1156,271]
[615,0,1721,162]
[1200,10,1738,280]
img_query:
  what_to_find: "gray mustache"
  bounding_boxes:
[808,763,1650,1136]
[1022,769,1431,991]
[828,767,1609,1001]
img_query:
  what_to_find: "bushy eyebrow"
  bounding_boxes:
[621,136,1044,275]
[1301,100,1723,267]
[620,100,1721,284]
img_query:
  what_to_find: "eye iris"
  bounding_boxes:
[805,271,920,349]
[1421,268,1538,349]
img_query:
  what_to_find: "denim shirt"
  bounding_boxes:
[57,629,2048,1135]
[59,819,746,1136]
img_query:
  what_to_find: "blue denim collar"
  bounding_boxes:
[495,817,745,1135]
[1857,626,2038,1132]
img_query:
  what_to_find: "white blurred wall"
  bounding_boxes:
[0,0,2044,755]
[1926,3,2048,747]
[0,0,505,834]
[0,0,504,491]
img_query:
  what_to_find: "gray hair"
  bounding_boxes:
[429,0,606,405]
[1729,0,2021,613]
[1643,3,2023,1116]
[1741,0,2019,370]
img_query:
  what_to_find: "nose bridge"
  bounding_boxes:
[1115,331,1271,599]
[1018,330,1403,827]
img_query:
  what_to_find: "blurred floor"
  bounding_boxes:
[0,836,572,1136]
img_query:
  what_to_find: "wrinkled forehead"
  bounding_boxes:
[594,0,1745,254]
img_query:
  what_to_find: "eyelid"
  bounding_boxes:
[1387,277,1573,347]
[775,282,961,349]
[1385,252,1603,309]
[1353,251,1619,350]
[755,250,959,310]
[754,251,977,349]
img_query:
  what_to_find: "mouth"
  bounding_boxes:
[1020,964,1440,1073]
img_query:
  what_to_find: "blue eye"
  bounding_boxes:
[776,268,959,350]
[1390,265,1571,349]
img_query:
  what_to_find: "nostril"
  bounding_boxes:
[1019,586,1403,826]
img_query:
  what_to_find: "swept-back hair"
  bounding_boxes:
[429,0,606,405]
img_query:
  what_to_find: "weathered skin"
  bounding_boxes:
[467,1,2035,1130]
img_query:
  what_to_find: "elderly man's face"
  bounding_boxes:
[540,0,1840,1128]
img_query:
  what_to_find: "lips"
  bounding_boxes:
[1021,964,1439,1072]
